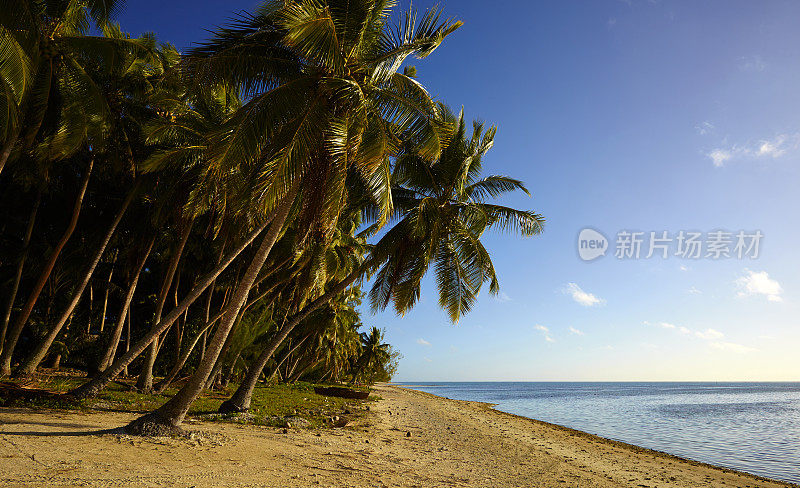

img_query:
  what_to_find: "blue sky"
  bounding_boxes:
[118,0,800,381]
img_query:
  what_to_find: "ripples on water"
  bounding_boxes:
[400,382,800,484]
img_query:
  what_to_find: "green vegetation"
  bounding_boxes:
[0,0,542,435]
[1,377,372,428]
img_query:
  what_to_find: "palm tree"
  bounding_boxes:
[123,0,459,434]
[353,326,390,383]
[0,0,139,174]
[368,109,545,322]
[0,11,157,375]
[13,26,171,377]
[217,110,544,413]
[134,83,242,391]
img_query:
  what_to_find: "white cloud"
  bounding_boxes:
[707,149,732,167]
[695,328,724,340]
[707,134,799,167]
[565,283,605,307]
[607,17,617,28]
[710,341,756,353]
[695,121,714,135]
[423,357,433,362]
[416,338,431,347]
[679,264,690,271]
[735,270,784,303]
[534,324,555,343]
[494,291,512,303]
[568,326,584,336]
[739,55,766,72]
[688,286,702,295]
[645,322,755,352]
[645,321,701,336]
[758,136,788,158]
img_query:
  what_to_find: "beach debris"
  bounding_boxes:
[284,416,311,429]
[406,431,412,437]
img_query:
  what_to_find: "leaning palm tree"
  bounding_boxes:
[368,108,545,321]
[217,110,544,414]
[124,0,460,435]
[13,26,167,378]
[0,6,155,375]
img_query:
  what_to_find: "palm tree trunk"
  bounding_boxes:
[0,190,41,357]
[125,186,297,434]
[288,357,320,383]
[200,236,227,362]
[218,264,365,413]
[285,356,303,382]
[16,180,139,377]
[67,217,272,399]
[203,306,246,391]
[0,159,93,376]
[154,274,279,393]
[267,335,309,382]
[137,219,193,391]
[122,310,131,377]
[98,251,118,334]
[86,284,93,334]
[99,237,155,371]
[153,313,220,393]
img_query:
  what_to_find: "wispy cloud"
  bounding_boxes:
[735,269,784,303]
[695,328,724,340]
[564,283,605,307]
[645,321,756,353]
[568,326,584,336]
[708,149,733,167]
[710,341,756,353]
[493,291,512,303]
[423,357,433,363]
[695,121,714,135]
[706,134,799,167]
[417,338,431,347]
[739,55,766,72]
[534,324,555,343]
[688,286,702,295]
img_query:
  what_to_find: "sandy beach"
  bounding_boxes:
[0,384,794,487]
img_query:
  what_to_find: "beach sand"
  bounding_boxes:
[0,384,794,487]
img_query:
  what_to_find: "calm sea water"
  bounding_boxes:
[399,382,800,484]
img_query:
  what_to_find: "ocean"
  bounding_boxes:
[399,382,800,484]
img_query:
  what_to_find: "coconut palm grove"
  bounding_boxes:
[0,0,543,434]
